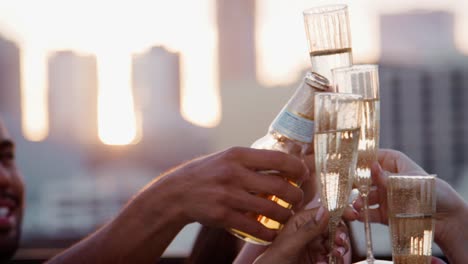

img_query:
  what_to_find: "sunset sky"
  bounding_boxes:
[0,0,466,144]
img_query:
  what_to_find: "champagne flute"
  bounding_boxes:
[332,64,380,263]
[388,175,436,264]
[303,4,353,81]
[314,92,362,264]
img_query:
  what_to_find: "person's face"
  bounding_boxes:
[0,119,24,261]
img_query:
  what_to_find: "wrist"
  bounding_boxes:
[134,177,190,230]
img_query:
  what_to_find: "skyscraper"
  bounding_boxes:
[48,50,98,144]
[217,0,256,83]
[133,46,181,130]
[0,35,21,120]
[132,46,212,169]
[379,11,468,184]
[380,10,462,66]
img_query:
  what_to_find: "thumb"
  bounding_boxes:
[271,206,329,253]
[371,161,389,188]
[255,207,329,264]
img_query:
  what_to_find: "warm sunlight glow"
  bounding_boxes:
[255,0,382,86]
[0,0,220,144]
[6,0,466,140]
[179,26,221,127]
[97,53,137,145]
[21,47,48,141]
[255,0,310,87]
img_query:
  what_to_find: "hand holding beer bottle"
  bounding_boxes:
[157,147,309,243]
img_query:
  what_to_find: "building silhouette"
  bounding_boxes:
[133,46,181,131]
[0,35,21,120]
[379,10,468,184]
[217,0,257,83]
[380,10,462,66]
[48,50,99,145]
[132,46,212,169]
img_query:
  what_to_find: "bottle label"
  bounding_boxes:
[271,110,314,143]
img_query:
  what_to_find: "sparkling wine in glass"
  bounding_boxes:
[388,175,436,264]
[333,64,380,263]
[314,92,362,264]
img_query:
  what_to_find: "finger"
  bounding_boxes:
[371,161,389,188]
[352,189,380,211]
[377,149,400,173]
[378,149,427,175]
[333,229,349,255]
[332,247,347,259]
[352,163,389,212]
[352,196,388,224]
[227,190,294,224]
[228,147,308,182]
[431,257,447,264]
[227,211,278,242]
[342,204,359,221]
[242,169,304,205]
[270,206,329,255]
[296,207,329,241]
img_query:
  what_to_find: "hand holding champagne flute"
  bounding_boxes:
[349,149,468,263]
[333,64,380,263]
[314,92,362,264]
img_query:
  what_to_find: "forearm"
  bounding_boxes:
[47,184,187,264]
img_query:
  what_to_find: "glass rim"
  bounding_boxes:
[303,4,348,16]
[388,174,437,180]
[332,64,379,74]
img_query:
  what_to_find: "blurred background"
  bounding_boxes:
[0,0,467,262]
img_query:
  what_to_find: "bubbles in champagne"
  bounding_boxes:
[392,255,431,264]
[315,128,360,218]
[390,213,434,264]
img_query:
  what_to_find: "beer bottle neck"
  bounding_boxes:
[269,72,330,143]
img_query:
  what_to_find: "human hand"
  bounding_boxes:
[148,147,308,242]
[347,149,468,263]
[346,149,428,224]
[253,206,350,264]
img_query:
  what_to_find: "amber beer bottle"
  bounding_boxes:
[229,71,330,245]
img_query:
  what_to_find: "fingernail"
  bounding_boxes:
[315,206,325,223]
[339,232,347,242]
[337,247,346,256]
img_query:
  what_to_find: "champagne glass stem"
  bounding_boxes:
[362,193,375,263]
[328,217,339,264]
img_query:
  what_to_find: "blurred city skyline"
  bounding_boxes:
[2,0,468,145]
[1,0,468,260]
